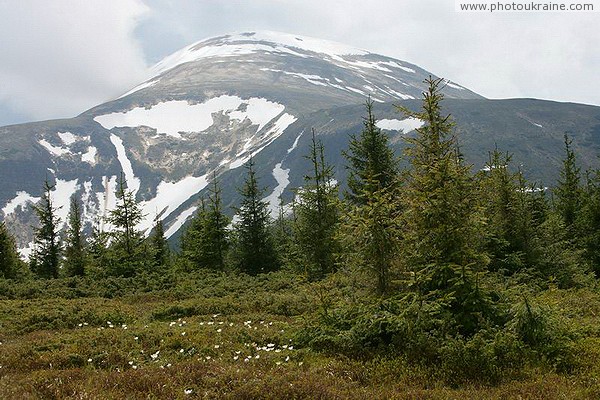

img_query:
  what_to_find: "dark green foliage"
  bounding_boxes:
[340,101,401,294]
[63,195,86,277]
[580,170,600,276]
[233,157,279,274]
[479,149,542,274]
[149,216,170,269]
[534,212,592,288]
[30,179,61,279]
[272,197,295,269]
[398,77,491,335]
[340,186,400,295]
[509,297,575,371]
[293,130,340,279]
[344,98,398,204]
[554,134,582,230]
[105,173,146,277]
[180,175,229,271]
[0,221,22,279]
[87,219,109,276]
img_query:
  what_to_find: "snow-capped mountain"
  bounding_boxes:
[1,31,599,255]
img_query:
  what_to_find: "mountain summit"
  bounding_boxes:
[1,32,598,255]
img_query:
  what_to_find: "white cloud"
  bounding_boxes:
[0,0,150,123]
[1,0,599,128]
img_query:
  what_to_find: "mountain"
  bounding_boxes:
[1,31,600,255]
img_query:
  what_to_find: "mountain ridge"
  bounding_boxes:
[1,31,599,256]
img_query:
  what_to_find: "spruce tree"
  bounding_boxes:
[273,196,295,269]
[293,129,339,279]
[30,179,61,279]
[204,174,230,270]
[398,77,490,335]
[63,195,86,276]
[0,222,21,279]
[580,170,600,276]
[340,184,400,295]
[88,219,109,275]
[149,216,170,269]
[180,174,229,271]
[233,157,278,274]
[344,98,398,204]
[479,149,539,273]
[180,198,208,270]
[554,134,582,230]
[106,172,145,276]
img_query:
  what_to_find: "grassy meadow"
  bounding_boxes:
[0,271,599,399]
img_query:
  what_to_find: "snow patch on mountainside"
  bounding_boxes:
[229,97,285,132]
[139,174,209,233]
[94,96,286,139]
[260,68,329,87]
[81,146,97,164]
[262,129,304,216]
[288,130,304,154]
[97,176,118,230]
[229,113,297,170]
[152,31,369,75]
[165,206,197,238]
[117,79,160,99]
[110,134,140,195]
[39,139,71,157]
[2,191,40,216]
[264,163,290,216]
[53,179,79,230]
[57,131,77,145]
[379,61,416,73]
[376,118,424,133]
[259,68,414,101]
[444,80,465,90]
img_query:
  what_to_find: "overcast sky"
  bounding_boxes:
[0,0,599,127]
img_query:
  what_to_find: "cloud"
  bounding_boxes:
[0,0,150,123]
[1,0,599,127]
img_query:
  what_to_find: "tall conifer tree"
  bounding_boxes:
[398,77,490,335]
[149,216,170,269]
[106,172,145,276]
[293,130,339,279]
[181,173,229,270]
[344,98,398,204]
[30,179,61,279]
[64,195,86,276]
[554,134,582,231]
[233,158,278,274]
[0,222,22,279]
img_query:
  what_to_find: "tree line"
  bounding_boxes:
[1,77,599,303]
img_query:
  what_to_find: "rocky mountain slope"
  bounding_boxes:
[1,31,599,254]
